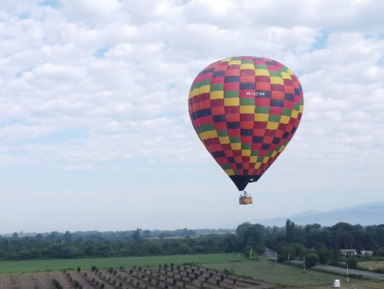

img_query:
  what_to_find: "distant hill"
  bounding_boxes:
[254,202,384,227]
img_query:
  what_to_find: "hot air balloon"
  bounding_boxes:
[188,56,304,205]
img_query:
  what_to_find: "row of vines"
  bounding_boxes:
[0,263,274,289]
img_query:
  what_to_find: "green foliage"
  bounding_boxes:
[373,267,384,274]
[236,223,266,249]
[223,233,240,252]
[0,253,247,274]
[346,257,358,269]
[274,241,304,261]
[0,229,234,261]
[316,245,332,264]
[304,253,319,269]
[206,256,348,287]
[1,220,384,273]
[285,219,296,243]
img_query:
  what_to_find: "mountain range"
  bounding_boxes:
[253,202,384,227]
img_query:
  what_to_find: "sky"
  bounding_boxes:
[0,0,383,234]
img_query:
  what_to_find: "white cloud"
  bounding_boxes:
[60,0,122,26]
[0,0,383,168]
[0,0,383,232]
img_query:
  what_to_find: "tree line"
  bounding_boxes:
[236,220,384,269]
[0,229,229,260]
[1,221,384,265]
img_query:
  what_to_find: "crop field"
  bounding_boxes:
[358,260,384,271]
[0,254,383,289]
[0,263,273,289]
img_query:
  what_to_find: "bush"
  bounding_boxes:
[373,268,384,274]
[346,257,358,269]
[223,268,234,275]
[305,253,319,269]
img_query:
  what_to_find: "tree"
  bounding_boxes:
[180,242,192,254]
[305,253,319,269]
[346,257,358,269]
[236,223,253,245]
[285,219,296,243]
[274,241,303,261]
[329,222,354,249]
[64,231,73,244]
[235,222,266,252]
[316,245,332,264]
[304,224,323,248]
[11,233,19,240]
[132,229,141,241]
[222,234,239,252]
[142,230,151,238]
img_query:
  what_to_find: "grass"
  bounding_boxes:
[206,256,335,287]
[358,260,384,270]
[0,253,246,273]
[206,256,384,289]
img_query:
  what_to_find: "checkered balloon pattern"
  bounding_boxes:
[188,57,304,191]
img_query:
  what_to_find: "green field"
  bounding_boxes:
[0,254,382,289]
[0,253,246,273]
[358,260,384,271]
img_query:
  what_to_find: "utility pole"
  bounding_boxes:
[347,264,349,282]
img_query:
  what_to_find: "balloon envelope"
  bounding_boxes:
[188,56,304,191]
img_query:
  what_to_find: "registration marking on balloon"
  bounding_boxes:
[188,56,303,203]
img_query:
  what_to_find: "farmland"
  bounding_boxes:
[358,260,384,272]
[0,254,383,289]
[0,254,245,274]
[0,263,273,289]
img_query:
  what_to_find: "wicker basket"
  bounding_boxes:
[239,197,253,205]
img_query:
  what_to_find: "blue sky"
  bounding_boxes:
[0,0,384,234]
